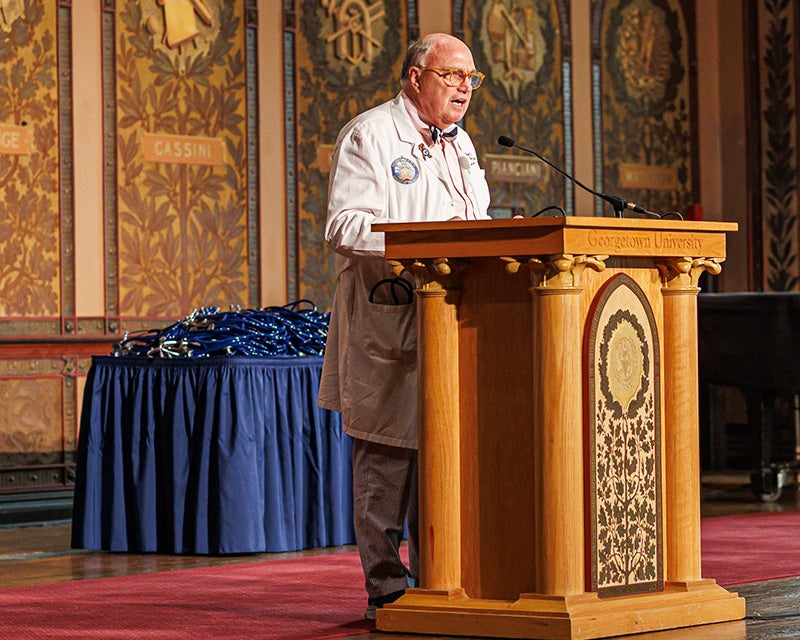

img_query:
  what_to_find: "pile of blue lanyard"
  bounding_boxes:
[112,301,330,358]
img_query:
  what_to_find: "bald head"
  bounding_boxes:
[400,33,472,90]
[400,33,478,130]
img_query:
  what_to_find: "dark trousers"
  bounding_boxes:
[351,438,419,598]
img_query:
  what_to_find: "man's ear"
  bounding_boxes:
[407,67,423,94]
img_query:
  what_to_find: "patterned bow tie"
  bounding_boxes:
[430,125,458,144]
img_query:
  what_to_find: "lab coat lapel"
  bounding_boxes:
[390,95,455,192]
[452,135,472,181]
[453,134,480,214]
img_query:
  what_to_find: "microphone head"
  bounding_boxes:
[498,135,515,148]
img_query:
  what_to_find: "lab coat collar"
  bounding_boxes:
[390,93,423,148]
[389,93,442,174]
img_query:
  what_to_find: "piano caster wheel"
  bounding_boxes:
[750,467,788,503]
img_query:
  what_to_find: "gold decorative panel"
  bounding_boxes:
[462,0,571,215]
[110,0,252,320]
[585,273,663,596]
[293,0,414,308]
[593,0,696,217]
[0,0,61,320]
[0,361,82,491]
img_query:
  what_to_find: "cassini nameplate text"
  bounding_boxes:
[141,133,226,166]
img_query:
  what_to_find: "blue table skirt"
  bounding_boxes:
[71,355,354,555]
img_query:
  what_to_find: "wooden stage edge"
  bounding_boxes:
[377,580,746,640]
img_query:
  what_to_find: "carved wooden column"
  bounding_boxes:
[395,258,463,594]
[512,254,605,596]
[657,257,723,584]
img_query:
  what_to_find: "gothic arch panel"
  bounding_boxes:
[584,272,663,596]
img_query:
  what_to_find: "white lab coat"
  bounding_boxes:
[317,92,491,449]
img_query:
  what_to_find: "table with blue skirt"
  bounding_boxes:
[71,355,355,554]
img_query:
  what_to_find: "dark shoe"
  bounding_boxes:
[364,589,405,620]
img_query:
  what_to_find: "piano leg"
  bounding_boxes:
[747,391,787,502]
[794,393,800,483]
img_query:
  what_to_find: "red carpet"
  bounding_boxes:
[701,510,800,585]
[1,512,799,639]
[0,551,373,640]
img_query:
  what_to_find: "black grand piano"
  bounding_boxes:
[698,292,800,501]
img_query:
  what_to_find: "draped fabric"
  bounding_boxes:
[71,356,354,555]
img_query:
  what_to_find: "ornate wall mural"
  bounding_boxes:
[585,273,662,596]
[592,0,696,217]
[107,0,255,323]
[291,0,416,308]
[461,0,572,216]
[753,0,799,291]
[0,0,61,322]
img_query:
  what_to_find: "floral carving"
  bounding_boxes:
[588,275,662,595]
[0,378,62,467]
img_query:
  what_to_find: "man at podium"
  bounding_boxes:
[317,32,491,619]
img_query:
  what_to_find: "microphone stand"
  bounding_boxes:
[497,136,678,220]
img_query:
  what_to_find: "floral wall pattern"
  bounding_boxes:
[593,0,696,218]
[0,0,60,320]
[111,0,253,321]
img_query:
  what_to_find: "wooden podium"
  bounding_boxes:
[372,217,745,639]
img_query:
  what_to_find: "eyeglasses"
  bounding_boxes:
[418,67,485,89]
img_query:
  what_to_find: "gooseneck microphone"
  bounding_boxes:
[497,135,673,219]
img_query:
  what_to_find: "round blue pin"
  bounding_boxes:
[391,156,419,184]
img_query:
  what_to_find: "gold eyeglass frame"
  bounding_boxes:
[417,66,485,89]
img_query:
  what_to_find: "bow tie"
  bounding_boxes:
[430,125,458,144]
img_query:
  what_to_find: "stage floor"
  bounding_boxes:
[2,472,799,640]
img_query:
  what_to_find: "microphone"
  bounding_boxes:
[497,136,670,219]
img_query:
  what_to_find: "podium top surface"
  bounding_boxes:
[373,216,738,260]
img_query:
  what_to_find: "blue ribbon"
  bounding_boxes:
[113,300,330,358]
